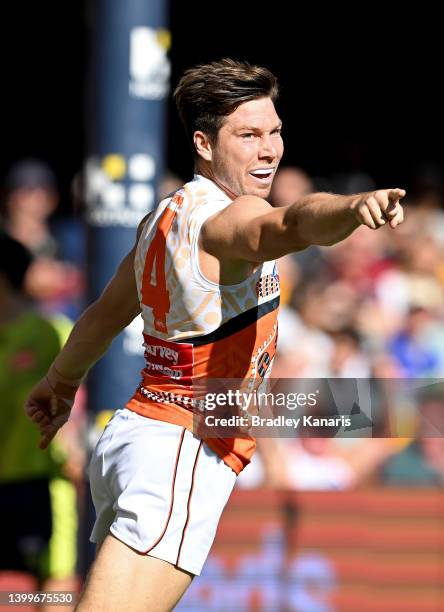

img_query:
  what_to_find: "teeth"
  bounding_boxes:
[251,169,273,175]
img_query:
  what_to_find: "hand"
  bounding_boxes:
[351,188,406,229]
[24,377,78,449]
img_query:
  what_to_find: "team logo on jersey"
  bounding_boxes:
[256,268,280,298]
[257,351,271,378]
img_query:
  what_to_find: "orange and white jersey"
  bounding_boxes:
[126,175,280,474]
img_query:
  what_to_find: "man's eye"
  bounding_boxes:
[272,129,282,136]
[241,133,255,139]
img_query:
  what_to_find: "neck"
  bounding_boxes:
[195,162,238,201]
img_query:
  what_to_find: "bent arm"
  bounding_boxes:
[201,189,405,263]
[26,214,151,448]
[48,214,151,384]
[49,245,141,383]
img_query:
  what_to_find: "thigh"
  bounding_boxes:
[90,411,188,552]
[147,438,236,576]
[75,533,193,612]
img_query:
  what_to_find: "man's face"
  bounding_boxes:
[207,97,284,198]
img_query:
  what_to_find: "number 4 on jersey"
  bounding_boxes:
[141,230,170,333]
[141,192,184,333]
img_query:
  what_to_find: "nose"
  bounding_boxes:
[258,135,278,160]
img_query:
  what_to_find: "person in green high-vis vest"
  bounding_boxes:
[0,231,78,591]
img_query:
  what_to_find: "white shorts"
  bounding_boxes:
[89,408,236,576]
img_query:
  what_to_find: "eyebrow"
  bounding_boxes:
[237,122,283,132]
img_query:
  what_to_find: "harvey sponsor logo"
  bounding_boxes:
[145,342,179,365]
[142,333,193,386]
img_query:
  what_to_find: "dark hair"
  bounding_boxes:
[174,58,279,154]
[0,231,33,290]
[6,158,57,191]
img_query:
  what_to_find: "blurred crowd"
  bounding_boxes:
[239,164,444,490]
[1,159,444,595]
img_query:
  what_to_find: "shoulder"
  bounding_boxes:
[220,196,273,224]
[203,195,272,228]
[232,195,271,209]
[136,212,154,240]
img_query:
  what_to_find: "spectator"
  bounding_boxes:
[380,393,444,486]
[329,328,371,377]
[388,307,442,377]
[270,166,313,208]
[2,158,59,257]
[285,436,356,490]
[1,159,84,318]
[0,232,79,593]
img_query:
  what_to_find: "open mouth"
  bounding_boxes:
[249,168,274,182]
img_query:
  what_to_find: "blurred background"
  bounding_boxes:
[0,1,443,611]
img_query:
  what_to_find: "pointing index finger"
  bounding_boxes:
[388,188,406,201]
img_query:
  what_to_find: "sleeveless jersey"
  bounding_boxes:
[126,175,280,474]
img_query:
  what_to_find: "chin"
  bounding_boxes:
[236,179,272,199]
[251,186,271,199]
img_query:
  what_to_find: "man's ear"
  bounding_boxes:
[194,131,213,162]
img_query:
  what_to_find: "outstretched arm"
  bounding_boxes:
[25,214,150,449]
[201,188,405,263]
